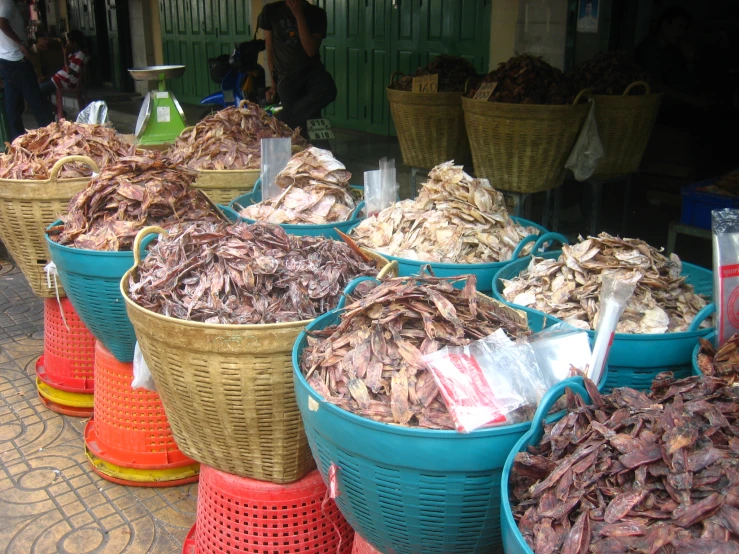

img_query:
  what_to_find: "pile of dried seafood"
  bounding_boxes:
[466,55,574,105]
[129,222,379,324]
[697,170,739,197]
[501,233,708,334]
[167,102,307,170]
[510,374,739,554]
[238,147,357,224]
[300,275,530,429]
[350,161,537,263]
[390,54,479,93]
[697,334,739,378]
[51,155,223,251]
[0,121,136,180]
[571,50,652,95]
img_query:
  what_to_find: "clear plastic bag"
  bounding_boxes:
[565,99,604,182]
[713,209,739,345]
[527,322,592,388]
[75,101,109,125]
[132,342,157,391]
[365,157,398,217]
[261,137,292,201]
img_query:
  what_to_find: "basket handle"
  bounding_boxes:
[350,200,366,220]
[511,235,538,259]
[336,260,398,309]
[48,155,100,183]
[239,99,251,108]
[532,232,570,255]
[623,81,650,96]
[389,71,405,86]
[377,259,398,280]
[572,88,592,106]
[688,302,715,332]
[133,226,169,267]
[526,377,590,437]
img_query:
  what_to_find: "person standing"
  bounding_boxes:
[0,0,53,141]
[260,0,336,134]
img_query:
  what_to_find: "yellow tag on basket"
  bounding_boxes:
[412,74,439,93]
[474,81,498,101]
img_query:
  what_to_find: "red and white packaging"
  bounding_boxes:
[713,209,739,345]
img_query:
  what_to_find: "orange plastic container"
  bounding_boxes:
[182,466,354,554]
[352,535,382,554]
[35,298,95,416]
[84,341,199,487]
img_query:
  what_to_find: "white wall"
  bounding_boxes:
[514,0,569,69]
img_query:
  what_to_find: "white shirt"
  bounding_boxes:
[0,0,26,61]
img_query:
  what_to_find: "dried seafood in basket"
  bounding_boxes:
[0,120,136,180]
[697,170,739,197]
[510,373,739,554]
[466,55,574,105]
[50,155,223,251]
[501,233,708,334]
[697,333,739,378]
[238,147,357,224]
[128,221,379,324]
[299,274,530,429]
[390,54,479,93]
[350,161,538,263]
[571,50,653,95]
[167,102,307,171]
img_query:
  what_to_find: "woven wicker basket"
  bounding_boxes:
[0,155,100,298]
[462,90,590,194]
[191,168,260,205]
[387,85,470,169]
[590,81,663,180]
[121,226,396,483]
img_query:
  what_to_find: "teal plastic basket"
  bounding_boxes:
[45,221,158,363]
[501,377,593,554]
[692,330,715,376]
[492,254,715,391]
[292,300,607,554]
[229,180,366,239]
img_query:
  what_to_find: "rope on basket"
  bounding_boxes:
[44,261,69,331]
[321,462,343,554]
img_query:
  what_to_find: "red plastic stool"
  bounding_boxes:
[182,466,355,554]
[352,535,382,554]
[36,298,95,417]
[84,341,199,487]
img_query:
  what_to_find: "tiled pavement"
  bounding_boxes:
[0,255,197,553]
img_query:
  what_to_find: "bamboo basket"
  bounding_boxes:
[590,81,663,180]
[387,74,470,169]
[121,226,397,483]
[0,155,100,298]
[462,90,590,194]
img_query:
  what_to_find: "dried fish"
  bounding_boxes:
[511,374,739,553]
[501,233,709,333]
[0,121,136,180]
[51,154,222,251]
[350,161,537,263]
[299,275,530,429]
[466,55,574,105]
[570,51,653,96]
[129,221,380,324]
[390,54,479,93]
[167,102,307,171]
[697,170,739,197]
[238,147,357,224]
[697,334,739,378]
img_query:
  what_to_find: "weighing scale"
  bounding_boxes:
[129,65,187,146]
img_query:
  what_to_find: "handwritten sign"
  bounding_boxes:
[412,74,439,93]
[307,118,335,141]
[473,81,498,101]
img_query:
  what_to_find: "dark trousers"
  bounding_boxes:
[0,58,54,141]
[277,65,337,133]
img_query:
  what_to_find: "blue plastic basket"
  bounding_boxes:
[292,303,607,554]
[501,378,593,554]
[492,253,715,391]
[229,180,366,239]
[680,178,739,230]
[45,221,158,363]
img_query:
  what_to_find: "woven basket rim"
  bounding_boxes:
[386,87,465,97]
[0,175,92,185]
[195,168,261,175]
[461,95,589,111]
[592,91,664,99]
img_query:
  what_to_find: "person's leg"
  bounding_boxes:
[281,67,337,130]
[39,80,56,97]
[0,61,27,141]
[275,70,307,130]
[15,61,53,128]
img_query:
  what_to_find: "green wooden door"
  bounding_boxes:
[160,0,250,105]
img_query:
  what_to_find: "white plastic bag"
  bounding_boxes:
[566,98,604,181]
[527,322,592,387]
[75,101,109,125]
[132,342,157,391]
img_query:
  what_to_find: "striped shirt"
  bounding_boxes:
[51,50,87,90]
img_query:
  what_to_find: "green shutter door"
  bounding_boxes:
[365,0,392,134]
